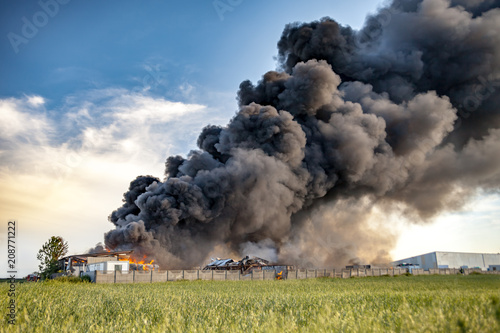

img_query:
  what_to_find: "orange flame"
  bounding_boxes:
[119,255,155,271]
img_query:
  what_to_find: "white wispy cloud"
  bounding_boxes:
[0,96,50,144]
[0,89,217,277]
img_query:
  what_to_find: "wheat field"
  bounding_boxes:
[1,275,499,332]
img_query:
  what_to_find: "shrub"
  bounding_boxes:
[80,275,92,283]
[51,275,91,283]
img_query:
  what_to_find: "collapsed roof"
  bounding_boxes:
[203,256,271,274]
[60,250,133,262]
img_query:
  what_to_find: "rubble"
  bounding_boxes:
[203,256,285,275]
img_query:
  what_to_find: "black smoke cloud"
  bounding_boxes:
[103,0,500,268]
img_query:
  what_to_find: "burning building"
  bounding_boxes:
[59,251,158,279]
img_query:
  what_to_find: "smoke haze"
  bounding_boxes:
[102,0,500,268]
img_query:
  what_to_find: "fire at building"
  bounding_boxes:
[57,251,158,279]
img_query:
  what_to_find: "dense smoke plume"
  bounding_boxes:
[102,0,500,268]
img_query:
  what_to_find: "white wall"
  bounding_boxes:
[483,254,500,267]
[87,261,129,272]
[105,261,129,272]
[436,252,483,269]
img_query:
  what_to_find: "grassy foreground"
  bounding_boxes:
[1,275,499,332]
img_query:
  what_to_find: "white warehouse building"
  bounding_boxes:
[392,251,500,271]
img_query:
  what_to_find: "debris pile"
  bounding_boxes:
[203,256,272,274]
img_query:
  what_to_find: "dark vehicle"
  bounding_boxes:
[26,274,40,282]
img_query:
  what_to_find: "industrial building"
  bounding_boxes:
[57,250,158,280]
[58,250,133,277]
[392,251,500,271]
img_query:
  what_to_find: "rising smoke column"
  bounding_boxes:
[104,0,500,268]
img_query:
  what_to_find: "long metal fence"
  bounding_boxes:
[88,267,498,284]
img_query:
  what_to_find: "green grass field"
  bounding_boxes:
[1,275,499,332]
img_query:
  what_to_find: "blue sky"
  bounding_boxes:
[1,0,378,103]
[1,0,498,278]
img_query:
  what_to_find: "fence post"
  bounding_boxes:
[182,270,185,280]
[114,270,117,284]
[225,271,227,281]
[133,270,135,283]
[251,270,253,280]
[167,270,169,282]
[150,270,153,283]
[239,270,241,280]
[212,270,214,281]
[197,270,200,280]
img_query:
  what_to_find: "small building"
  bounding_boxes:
[58,251,134,277]
[392,251,500,271]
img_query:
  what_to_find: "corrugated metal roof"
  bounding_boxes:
[60,250,133,261]
[206,258,234,267]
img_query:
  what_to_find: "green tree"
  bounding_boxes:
[37,236,68,279]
